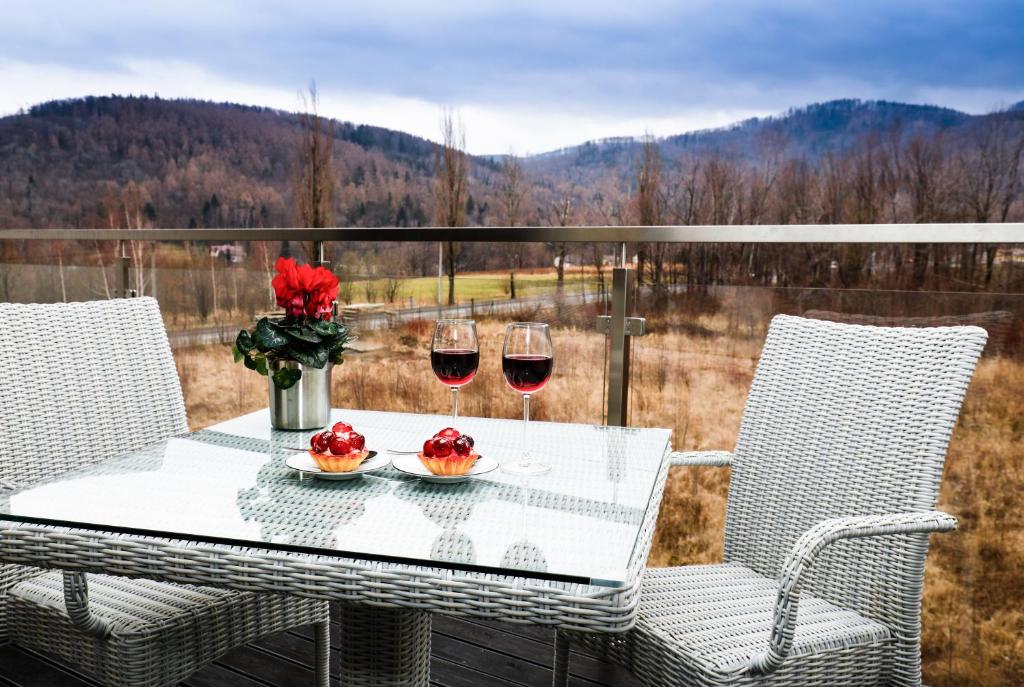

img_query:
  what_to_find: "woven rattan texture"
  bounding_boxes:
[0,448,671,633]
[0,453,671,686]
[569,563,893,686]
[334,605,432,686]
[803,309,1011,355]
[0,298,188,488]
[555,315,986,687]
[9,570,326,687]
[0,298,329,687]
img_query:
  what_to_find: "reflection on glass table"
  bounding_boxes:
[3,409,671,587]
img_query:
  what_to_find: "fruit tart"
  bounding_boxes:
[418,427,479,476]
[307,421,369,472]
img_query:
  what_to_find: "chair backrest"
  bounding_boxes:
[723,315,986,624]
[803,309,1013,356]
[0,298,188,488]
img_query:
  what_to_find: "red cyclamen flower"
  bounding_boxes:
[271,257,339,320]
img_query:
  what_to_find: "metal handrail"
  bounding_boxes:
[0,222,1022,243]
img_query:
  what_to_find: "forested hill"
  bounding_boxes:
[1,95,1020,230]
[525,99,981,179]
[0,96,447,229]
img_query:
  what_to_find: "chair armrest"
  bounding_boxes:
[668,451,732,467]
[748,510,956,674]
[63,572,112,638]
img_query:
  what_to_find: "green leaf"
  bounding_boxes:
[272,367,302,390]
[242,350,268,374]
[235,329,255,355]
[310,320,339,338]
[231,345,243,363]
[253,317,289,352]
[328,338,348,362]
[284,325,322,344]
[288,342,329,369]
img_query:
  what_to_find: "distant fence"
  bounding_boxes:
[341,290,609,332]
[166,289,611,349]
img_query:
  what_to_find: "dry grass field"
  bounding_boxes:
[176,313,1023,686]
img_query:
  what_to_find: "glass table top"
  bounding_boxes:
[0,409,671,587]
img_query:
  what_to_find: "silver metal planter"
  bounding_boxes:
[268,360,332,430]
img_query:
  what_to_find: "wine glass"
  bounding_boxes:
[431,319,479,426]
[501,322,553,476]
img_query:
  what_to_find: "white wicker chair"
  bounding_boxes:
[554,314,987,687]
[0,298,330,687]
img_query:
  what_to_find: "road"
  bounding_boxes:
[166,289,609,349]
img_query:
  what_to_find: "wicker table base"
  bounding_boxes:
[334,603,431,686]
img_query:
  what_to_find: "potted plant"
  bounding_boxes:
[233,257,350,430]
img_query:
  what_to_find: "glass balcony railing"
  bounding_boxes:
[0,224,1021,685]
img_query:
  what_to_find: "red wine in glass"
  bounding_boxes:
[431,320,479,425]
[502,323,553,477]
[502,354,552,393]
[432,349,480,386]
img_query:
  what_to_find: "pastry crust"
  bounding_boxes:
[417,452,479,476]
[309,449,370,472]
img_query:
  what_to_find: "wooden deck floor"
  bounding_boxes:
[0,614,641,687]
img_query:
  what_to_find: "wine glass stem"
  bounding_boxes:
[522,393,531,461]
[451,386,459,425]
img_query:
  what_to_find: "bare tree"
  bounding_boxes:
[122,182,154,297]
[667,155,704,225]
[499,153,528,298]
[434,109,469,305]
[634,135,665,286]
[666,155,705,287]
[296,82,335,261]
[903,134,949,287]
[741,129,785,224]
[97,182,153,297]
[551,193,573,289]
[956,112,1024,285]
[957,114,1023,222]
[817,152,847,224]
[499,153,527,228]
[383,278,403,303]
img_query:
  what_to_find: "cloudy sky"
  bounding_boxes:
[1,1,1022,154]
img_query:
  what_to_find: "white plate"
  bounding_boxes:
[390,453,498,483]
[286,450,388,481]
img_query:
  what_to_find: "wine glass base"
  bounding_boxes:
[502,460,551,477]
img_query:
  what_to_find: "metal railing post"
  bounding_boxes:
[115,240,131,298]
[314,240,329,268]
[607,267,634,426]
[313,240,338,320]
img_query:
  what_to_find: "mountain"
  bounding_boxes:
[0,96,450,229]
[1,95,1020,230]
[524,99,978,180]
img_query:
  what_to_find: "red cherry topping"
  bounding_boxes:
[346,431,365,451]
[462,434,474,448]
[312,431,332,454]
[422,439,435,457]
[328,435,352,455]
[452,436,472,456]
[431,436,452,456]
[436,427,460,439]
[332,421,353,434]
